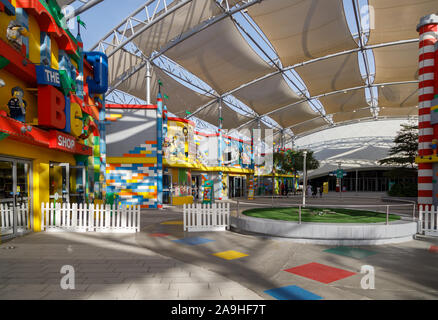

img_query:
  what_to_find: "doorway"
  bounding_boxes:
[49,163,86,204]
[0,156,32,240]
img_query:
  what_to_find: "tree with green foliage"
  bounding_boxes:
[379,123,418,168]
[379,123,418,197]
[273,149,319,194]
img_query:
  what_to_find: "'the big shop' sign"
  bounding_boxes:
[37,85,84,138]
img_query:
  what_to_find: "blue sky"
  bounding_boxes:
[69,0,148,50]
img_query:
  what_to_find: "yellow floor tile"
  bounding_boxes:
[212,250,249,260]
[160,220,184,225]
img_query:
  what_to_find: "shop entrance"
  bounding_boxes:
[49,163,86,204]
[163,174,172,204]
[229,176,246,198]
[0,156,32,240]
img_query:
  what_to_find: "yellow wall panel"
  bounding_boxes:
[51,36,59,70]
[0,69,38,124]
[28,15,40,64]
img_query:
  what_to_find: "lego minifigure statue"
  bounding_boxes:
[432,139,438,156]
[6,20,28,51]
[7,87,27,122]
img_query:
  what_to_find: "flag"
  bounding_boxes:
[163,94,169,99]
[158,79,163,86]
[77,16,86,29]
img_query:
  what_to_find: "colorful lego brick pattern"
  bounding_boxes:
[106,141,158,208]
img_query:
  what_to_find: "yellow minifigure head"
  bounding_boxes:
[11,87,24,99]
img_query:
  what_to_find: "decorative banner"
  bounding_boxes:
[35,65,61,87]
[202,180,214,204]
[248,175,254,200]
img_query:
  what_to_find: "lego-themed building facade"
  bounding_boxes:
[0,0,108,239]
[105,100,297,208]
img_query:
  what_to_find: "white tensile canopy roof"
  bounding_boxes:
[96,0,427,141]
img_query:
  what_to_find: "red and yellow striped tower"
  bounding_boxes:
[417,15,438,207]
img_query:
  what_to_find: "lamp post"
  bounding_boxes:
[338,162,342,199]
[302,150,307,207]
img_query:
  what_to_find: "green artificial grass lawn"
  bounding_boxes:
[242,207,401,223]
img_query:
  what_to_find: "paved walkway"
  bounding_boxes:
[0,194,437,300]
[0,231,262,300]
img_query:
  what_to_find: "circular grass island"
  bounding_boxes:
[231,206,417,245]
[242,207,401,224]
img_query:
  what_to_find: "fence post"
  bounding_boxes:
[299,205,302,225]
[183,204,187,232]
[227,202,230,229]
[412,204,416,221]
[41,202,47,231]
[137,205,140,232]
[386,205,389,225]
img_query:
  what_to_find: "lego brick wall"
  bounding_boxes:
[106,161,157,209]
[105,107,158,208]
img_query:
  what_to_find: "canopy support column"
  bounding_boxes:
[146,60,152,105]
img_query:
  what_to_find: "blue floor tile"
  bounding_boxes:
[172,237,215,246]
[264,285,323,300]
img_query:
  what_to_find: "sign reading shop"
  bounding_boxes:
[49,130,76,153]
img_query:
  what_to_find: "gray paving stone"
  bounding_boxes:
[3,284,49,291]
[41,291,92,300]
[0,290,48,300]
[88,289,137,300]
[134,289,179,299]
[43,284,90,291]
[86,284,131,292]
[123,277,163,284]
[129,283,171,290]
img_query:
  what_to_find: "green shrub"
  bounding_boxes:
[388,183,417,197]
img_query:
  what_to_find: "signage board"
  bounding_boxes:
[202,180,214,204]
[36,65,61,87]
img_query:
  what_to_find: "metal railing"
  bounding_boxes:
[233,200,416,226]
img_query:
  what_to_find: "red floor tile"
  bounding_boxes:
[284,262,356,284]
[429,245,438,253]
[148,233,170,237]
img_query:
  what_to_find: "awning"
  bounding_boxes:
[108,51,214,116]
[166,17,275,94]
[232,73,301,115]
[332,108,373,123]
[377,82,419,108]
[319,89,369,114]
[248,0,357,67]
[125,0,223,57]
[373,42,418,84]
[269,102,320,128]
[295,52,364,96]
[368,0,438,45]
[290,117,329,135]
[195,102,256,130]
[378,106,418,117]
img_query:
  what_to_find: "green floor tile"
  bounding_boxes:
[324,246,378,259]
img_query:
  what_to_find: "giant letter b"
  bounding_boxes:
[38,85,66,129]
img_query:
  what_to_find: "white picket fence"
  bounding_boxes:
[419,205,438,237]
[0,203,29,232]
[183,203,230,232]
[41,202,140,233]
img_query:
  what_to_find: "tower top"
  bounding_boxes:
[417,14,438,32]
